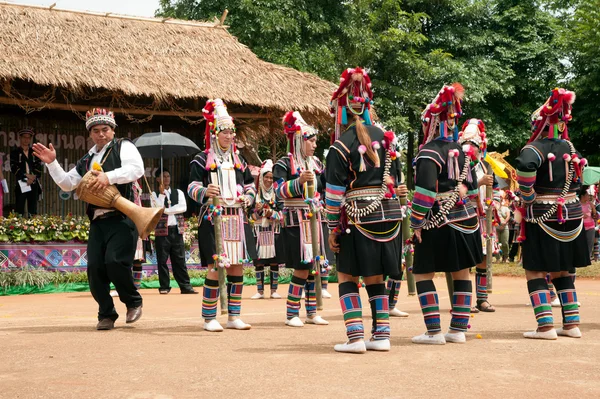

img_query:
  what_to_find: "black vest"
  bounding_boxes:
[154,187,179,207]
[75,138,134,220]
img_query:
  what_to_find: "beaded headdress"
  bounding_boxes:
[528,88,575,143]
[202,98,236,150]
[421,83,464,145]
[330,67,374,143]
[459,118,487,161]
[85,108,117,131]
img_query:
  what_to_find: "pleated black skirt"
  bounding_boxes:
[413,217,483,274]
[337,221,402,278]
[521,219,590,272]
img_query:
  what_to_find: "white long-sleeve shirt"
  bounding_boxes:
[150,188,187,226]
[46,140,144,218]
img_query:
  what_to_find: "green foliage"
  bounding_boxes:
[157,0,596,166]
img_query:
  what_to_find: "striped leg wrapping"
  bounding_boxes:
[386,279,401,309]
[321,270,329,291]
[202,278,219,320]
[255,267,264,292]
[416,280,441,333]
[305,276,317,317]
[369,294,390,340]
[270,266,279,291]
[475,267,487,301]
[340,282,364,341]
[528,278,554,328]
[450,280,472,332]
[553,276,580,327]
[286,276,306,319]
[546,273,557,300]
[132,264,143,290]
[227,276,244,317]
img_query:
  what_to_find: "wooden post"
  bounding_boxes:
[306,178,323,310]
[400,196,416,295]
[486,180,493,293]
[212,197,228,314]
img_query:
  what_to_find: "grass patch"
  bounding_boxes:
[486,261,600,279]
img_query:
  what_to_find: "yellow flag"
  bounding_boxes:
[484,154,508,178]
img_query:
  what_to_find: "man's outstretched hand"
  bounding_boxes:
[32,143,57,164]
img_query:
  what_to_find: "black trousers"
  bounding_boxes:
[87,215,142,321]
[15,183,39,216]
[156,227,192,291]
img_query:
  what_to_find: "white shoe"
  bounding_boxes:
[306,315,329,325]
[557,327,582,338]
[411,333,446,345]
[270,292,282,299]
[389,308,409,317]
[550,297,561,307]
[523,329,558,340]
[321,289,332,299]
[334,340,367,353]
[203,319,224,332]
[109,290,118,297]
[250,292,264,299]
[444,331,466,343]
[285,316,304,327]
[365,339,390,351]
[226,318,251,330]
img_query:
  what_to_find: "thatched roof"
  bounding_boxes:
[0,2,336,117]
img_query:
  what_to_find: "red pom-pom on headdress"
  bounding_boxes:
[528,88,576,143]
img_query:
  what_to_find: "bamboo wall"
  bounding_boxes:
[0,106,206,217]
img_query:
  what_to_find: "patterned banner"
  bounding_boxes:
[0,243,202,273]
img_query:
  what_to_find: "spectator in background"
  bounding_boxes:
[151,168,197,295]
[580,185,597,262]
[10,128,42,216]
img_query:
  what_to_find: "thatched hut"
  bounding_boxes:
[0,2,335,216]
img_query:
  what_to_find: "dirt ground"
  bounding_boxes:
[1,276,600,399]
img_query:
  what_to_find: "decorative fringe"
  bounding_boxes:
[556,197,565,224]
[363,109,372,125]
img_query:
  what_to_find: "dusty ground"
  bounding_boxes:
[1,276,599,399]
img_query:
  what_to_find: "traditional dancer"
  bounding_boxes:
[515,87,590,339]
[326,67,405,353]
[187,99,256,332]
[250,160,283,300]
[458,118,496,313]
[33,109,144,330]
[410,84,482,345]
[274,111,329,328]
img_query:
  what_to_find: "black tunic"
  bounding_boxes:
[325,124,403,277]
[273,155,325,270]
[515,138,590,271]
[188,151,257,267]
[410,137,483,273]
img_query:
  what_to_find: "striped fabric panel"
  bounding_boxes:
[255,269,264,292]
[529,290,554,327]
[341,292,364,341]
[276,178,302,199]
[449,290,472,332]
[558,289,580,326]
[325,183,347,229]
[369,294,390,340]
[202,280,220,320]
[244,184,257,203]
[517,170,537,203]
[187,181,207,204]
[410,186,437,228]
